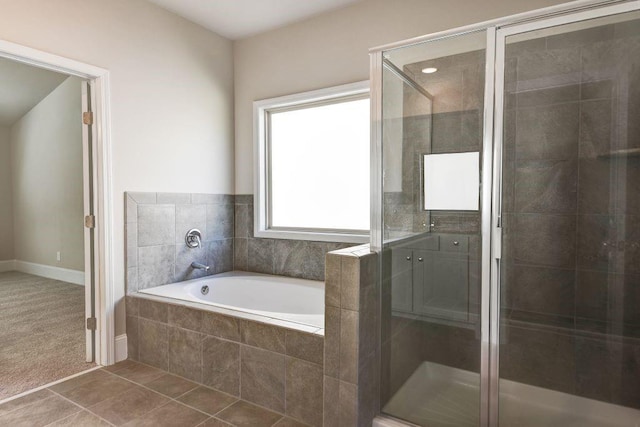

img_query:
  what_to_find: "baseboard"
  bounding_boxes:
[0,259,16,273]
[14,260,84,285]
[115,334,128,363]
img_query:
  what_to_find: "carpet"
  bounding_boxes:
[0,271,94,400]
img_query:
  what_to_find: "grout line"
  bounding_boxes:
[211,398,239,417]
[0,365,101,407]
[239,339,243,406]
[100,369,215,418]
[31,396,85,427]
[46,389,116,426]
[136,316,323,362]
[168,383,201,402]
[0,395,83,425]
[101,362,266,422]
[271,415,285,426]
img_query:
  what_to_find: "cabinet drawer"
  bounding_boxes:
[440,235,468,253]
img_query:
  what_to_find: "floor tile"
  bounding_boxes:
[198,418,233,426]
[105,361,165,385]
[0,389,54,416]
[47,409,112,426]
[89,385,169,425]
[122,401,208,427]
[216,401,282,427]
[103,359,139,373]
[52,371,137,408]
[176,386,237,415]
[144,373,198,398]
[0,395,80,427]
[273,417,309,427]
[49,370,112,395]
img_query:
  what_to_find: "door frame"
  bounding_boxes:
[0,39,115,366]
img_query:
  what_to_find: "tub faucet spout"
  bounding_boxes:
[191,262,210,271]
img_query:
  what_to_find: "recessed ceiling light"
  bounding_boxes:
[422,67,438,74]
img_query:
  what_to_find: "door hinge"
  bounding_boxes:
[85,215,96,229]
[83,111,94,125]
[86,317,97,330]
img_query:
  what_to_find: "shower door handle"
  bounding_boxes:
[493,226,502,260]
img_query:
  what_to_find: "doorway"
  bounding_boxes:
[0,41,113,401]
[0,59,93,399]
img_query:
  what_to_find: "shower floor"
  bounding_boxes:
[381,361,640,427]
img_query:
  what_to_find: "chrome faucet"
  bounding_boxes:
[191,262,210,271]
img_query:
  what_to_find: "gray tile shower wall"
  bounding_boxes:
[233,195,352,281]
[501,27,640,333]
[125,192,234,293]
[499,25,640,408]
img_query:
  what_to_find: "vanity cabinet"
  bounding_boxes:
[390,234,473,323]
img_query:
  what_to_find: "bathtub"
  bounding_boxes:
[138,271,324,330]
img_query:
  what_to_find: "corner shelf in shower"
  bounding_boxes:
[597,148,640,159]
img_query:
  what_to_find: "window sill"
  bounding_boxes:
[254,228,370,244]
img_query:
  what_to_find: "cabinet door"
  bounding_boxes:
[390,248,414,313]
[413,249,469,321]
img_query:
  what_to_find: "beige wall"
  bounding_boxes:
[0,126,13,260]
[0,0,234,336]
[233,0,572,194]
[10,77,84,271]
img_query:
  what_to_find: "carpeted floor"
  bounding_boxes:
[0,271,94,400]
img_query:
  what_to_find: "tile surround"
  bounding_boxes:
[233,196,352,281]
[323,245,380,427]
[125,243,378,426]
[126,192,351,293]
[125,192,234,293]
[127,295,325,426]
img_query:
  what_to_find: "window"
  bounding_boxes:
[254,81,370,243]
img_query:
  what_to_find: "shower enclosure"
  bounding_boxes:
[371,1,640,425]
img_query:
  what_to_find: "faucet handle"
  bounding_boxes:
[185,229,203,248]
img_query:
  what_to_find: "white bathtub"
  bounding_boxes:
[138,271,325,330]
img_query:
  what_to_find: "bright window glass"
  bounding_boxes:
[268,96,370,233]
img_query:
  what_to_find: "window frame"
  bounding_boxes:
[253,80,370,243]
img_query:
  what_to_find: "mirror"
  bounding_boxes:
[423,152,479,211]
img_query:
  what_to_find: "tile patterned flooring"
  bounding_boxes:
[0,360,308,427]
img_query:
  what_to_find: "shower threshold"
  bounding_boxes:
[379,361,640,427]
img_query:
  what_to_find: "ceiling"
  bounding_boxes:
[0,58,68,127]
[146,0,362,40]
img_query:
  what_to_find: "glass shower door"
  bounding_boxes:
[495,6,640,426]
[379,30,490,427]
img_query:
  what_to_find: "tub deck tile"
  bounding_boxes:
[240,320,286,354]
